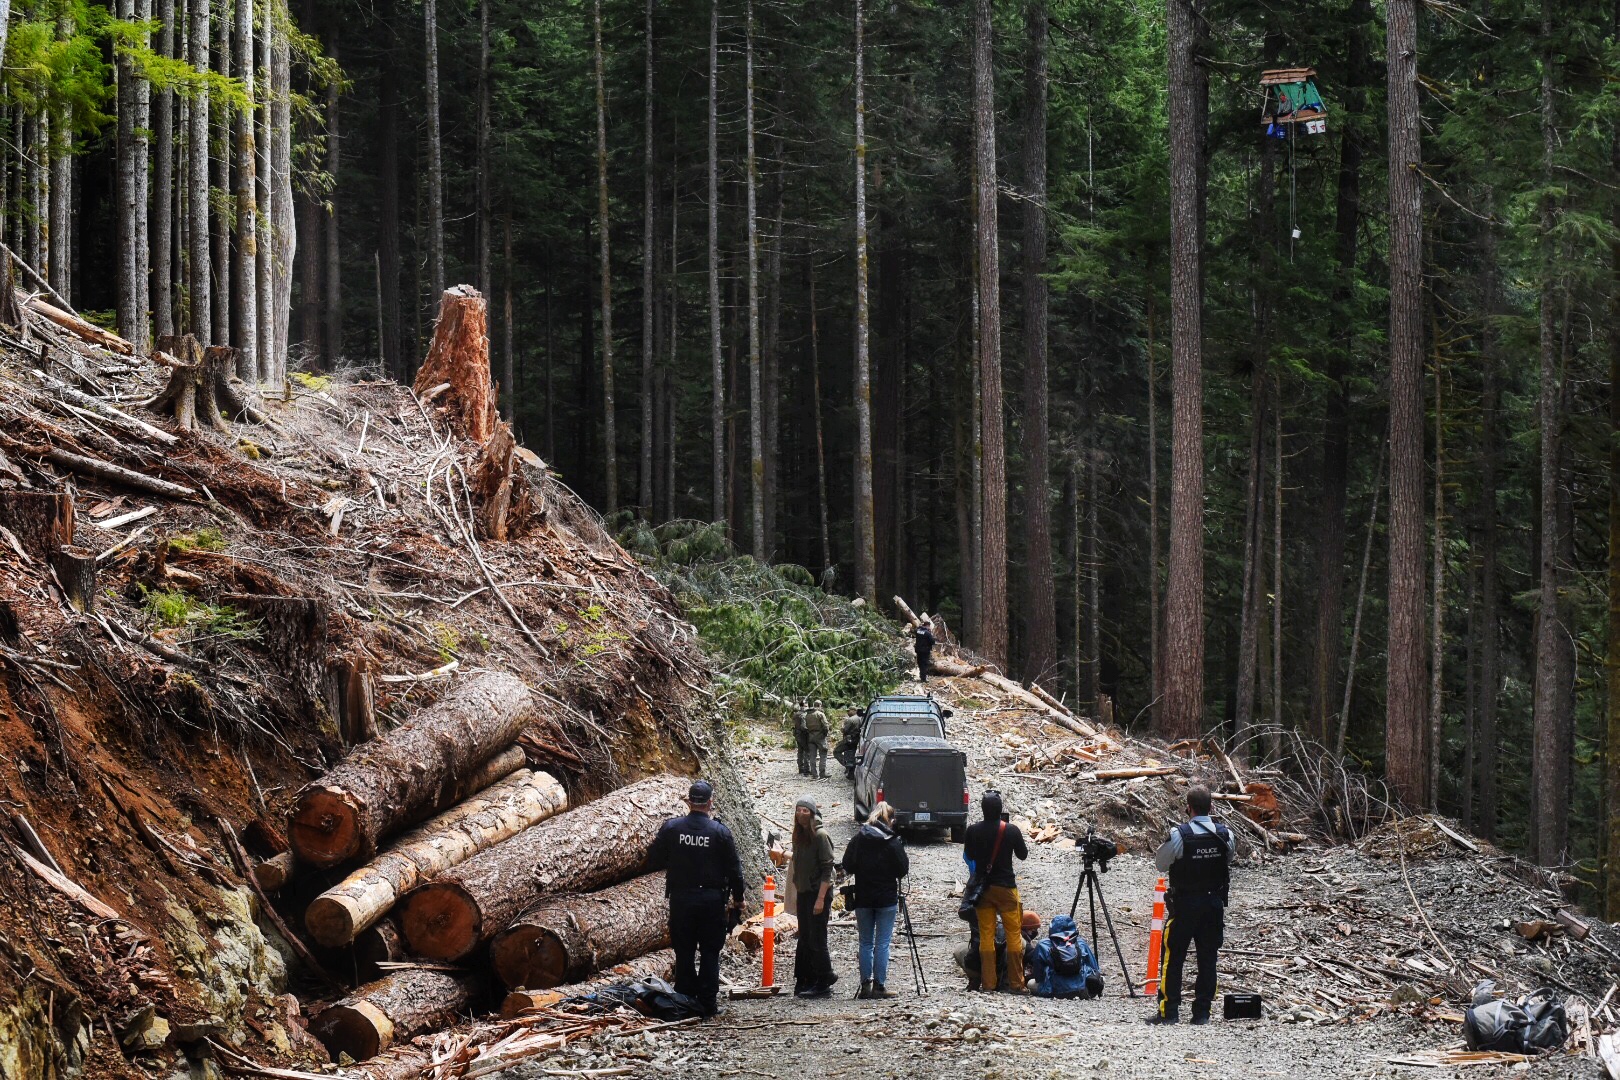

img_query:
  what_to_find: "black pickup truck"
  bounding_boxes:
[849,695,968,841]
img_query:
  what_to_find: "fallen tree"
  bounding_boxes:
[500,949,676,1017]
[930,654,1097,737]
[309,967,479,1063]
[397,774,687,961]
[288,671,540,868]
[305,768,568,947]
[489,871,669,989]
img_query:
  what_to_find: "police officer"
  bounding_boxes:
[645,780,746,1017]
[793,702,811,777]
[806,700,829,779]
[1147,785,1234,1025]
[913,616,936,683]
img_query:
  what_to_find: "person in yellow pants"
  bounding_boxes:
[962,789,1029,992]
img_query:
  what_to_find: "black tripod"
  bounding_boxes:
[896,885,928,996]
[1068,845,1138,997]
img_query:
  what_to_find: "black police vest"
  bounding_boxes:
[1167,822,1231,899]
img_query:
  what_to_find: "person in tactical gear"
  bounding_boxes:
[913,616,936,683]
[793,702,811,776]
[644,780,746,1017]
[805,700,830,779]
[833,708,863,778]
[1147,785,1234,1025]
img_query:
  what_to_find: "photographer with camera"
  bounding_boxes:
[1147,785,1234,1025]
[961,789,1028,992]
[644,781,746,1018]
[839,801,909,999]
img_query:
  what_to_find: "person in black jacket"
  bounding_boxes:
[913,616,936,682]
[644,780,747,1017]
[840,801,910,999]
[961,789,1029,992]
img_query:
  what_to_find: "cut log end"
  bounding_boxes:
[305,892,364,949]
[397,881,481,961]
[312,999,394,1063]
[253,850,297,892]
[288,785,366,869]
[490,926,568,991]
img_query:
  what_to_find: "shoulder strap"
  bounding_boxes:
[988,821,1007,867]
[1177,822,1195,843]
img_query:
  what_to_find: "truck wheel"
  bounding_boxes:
[950,825,966,843]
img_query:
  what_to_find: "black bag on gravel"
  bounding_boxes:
[1463,981,1568,1054]
[574,977,705,1022]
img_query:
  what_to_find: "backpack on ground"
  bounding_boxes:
[1463,981,1569,1055]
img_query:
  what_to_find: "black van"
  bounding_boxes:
[853,734,969,842]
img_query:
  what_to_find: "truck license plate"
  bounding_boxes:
[913,812,932,823]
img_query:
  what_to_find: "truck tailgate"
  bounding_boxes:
[883,751,965,816]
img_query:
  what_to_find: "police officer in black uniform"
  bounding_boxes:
[645,780,746,1017]
[1148,785,1234,1025]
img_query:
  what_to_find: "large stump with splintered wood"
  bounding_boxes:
[470,423,540,541]
[413,286,496,444]
[490,871,669,989]
[309,967,478,1063]
[49,545,96,613]
[500,949,677,1018]
[0,490,73,563]
[305,769,569,947]
[398,775,688,961]
[288,671,540,869]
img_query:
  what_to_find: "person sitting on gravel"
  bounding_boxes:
[1020,911,1042,987]
[962,790,1029,992]
[841,801,910,999]
[789,796,838,998]
[1029,914,1103,1000]
[954,918,1008,992]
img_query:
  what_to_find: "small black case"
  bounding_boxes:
[1224,993,1263,1020]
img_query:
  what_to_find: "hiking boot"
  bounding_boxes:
[1189,1013,1210,1026]
[856,981,872,1000]
[1145,1011,1179,1025]
[871,982,899,999]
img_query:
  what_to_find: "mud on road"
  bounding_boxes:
[501,677,1592,1080]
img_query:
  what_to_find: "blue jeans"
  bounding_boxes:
[856,905,899,985]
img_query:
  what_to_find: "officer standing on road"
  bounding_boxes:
[793,702,811,777]
[645,780,746,1018]
[806,700,830,779]
[1147,785,1234,1025]
[913,616,936,683]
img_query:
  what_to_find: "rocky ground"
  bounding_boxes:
[500,674,1603,1080]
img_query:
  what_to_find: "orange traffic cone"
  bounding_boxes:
[762,874,777,989]
[1145,877,1166,996]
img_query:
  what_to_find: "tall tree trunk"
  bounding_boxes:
[152,0,176,337]
[0,2,11,78]
[270,0,293,381]
[1147,285,1161,719]
[503,214,515,422]
[187,0,210,341]
[1428,352,1445,808]
[212,0,230,346]
[424,0,444,300]
[809,254,832,576]
[233,0,257,377]
[1020,0,1056,685]
[378,4,402,377]
[116,0,143,345]
[763,167,783,555]
[1478,288,1500,839]
[1384,0,1429,806]
[707,0,724,527]
[640,0,656,519]
[323,22,342,363]
[853,0,876,601]
[744,0,764,559]
[255,0,274,377]
[50,4,74,304]
[1162,0,1206,737]
[971,0,1008,670]
[1269,386,1283,760]
[477,0,491,299]
[1607,0,1620,917]
[1235,367,1266,749]
[593,0,618,516]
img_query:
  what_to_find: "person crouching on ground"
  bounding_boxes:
[790,796,837,998]
[1147,785,1234,1025]
[841,801,909,999]
[962,789,1028,992]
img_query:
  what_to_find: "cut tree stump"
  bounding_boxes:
[500,949,676,1017]
[398,774,687,961]
[49,545,96,612]
[287,671,540,869]
[325,655,378,745]
[470,423,537,540]
[309,967,478,1063]
[0,490,74,563]
[305,768,569,947]
[413,286,496,444]
[489,871,669,989]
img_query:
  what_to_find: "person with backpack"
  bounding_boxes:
[1029,914,1104,999]
[913,616,936,682]
[840,801,910,999]
[961,789,1028,992]
[792,703,811,776]
[1147,785,1234,1025]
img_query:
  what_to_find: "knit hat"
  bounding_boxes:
[795,796,819,815]
[1021,912,1041,933]
[981,789,1003,820]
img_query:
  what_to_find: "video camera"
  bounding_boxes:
[1079,827,1120,870]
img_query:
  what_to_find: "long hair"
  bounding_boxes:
[867,801,896,828]
[793,808,818,848]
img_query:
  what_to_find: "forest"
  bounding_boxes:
[0,0,1616,908]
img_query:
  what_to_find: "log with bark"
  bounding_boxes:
[33,368,179,446]
[26,296,135,354]
[413,286,496,444]
[305,768,568,947]
[499,949,676,1017]
[287,671,540,869]
[0,490,74,562]
[489,871,669,989]
[253,850,296,892]
[309,967,478,1063]
[398,774,687,961]
[355,918,407,976]
[929,653,1097,737]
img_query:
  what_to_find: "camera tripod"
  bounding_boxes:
[1067,855,1139,998]
[896,885,928,996]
